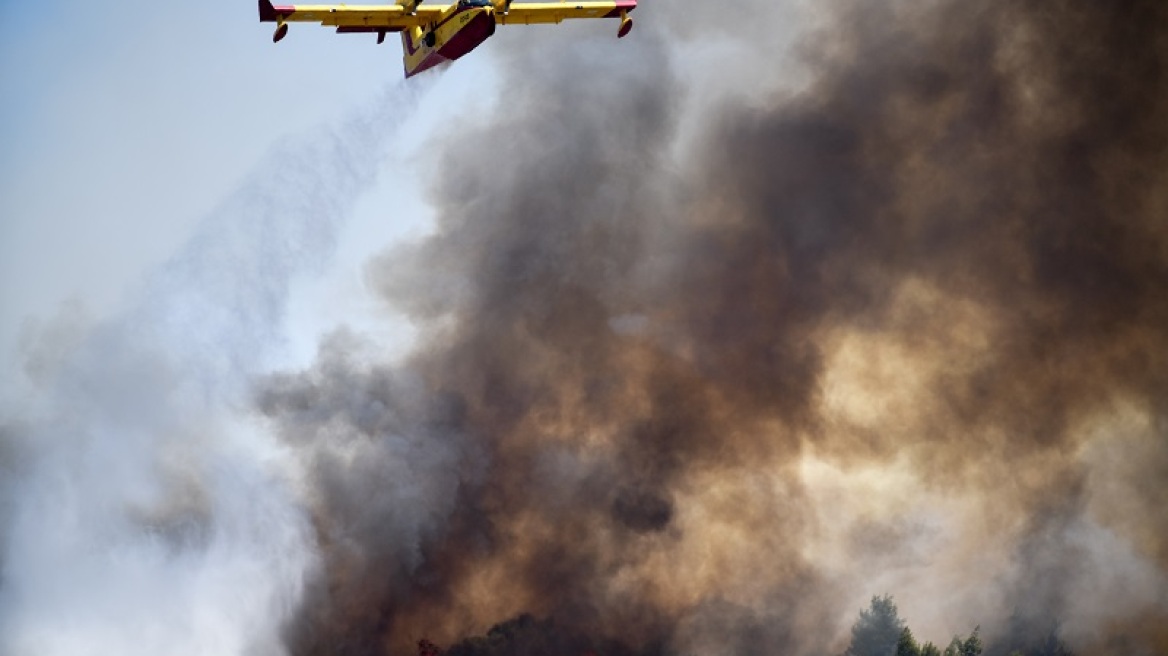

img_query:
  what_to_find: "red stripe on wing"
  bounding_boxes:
[603,0,637,18]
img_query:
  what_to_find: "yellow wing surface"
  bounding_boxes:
[498,1,634,25]
[260,1,443,36]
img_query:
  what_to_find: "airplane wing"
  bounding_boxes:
[260,0,636,39]
[497,0,636,26]
[259,0,445,36]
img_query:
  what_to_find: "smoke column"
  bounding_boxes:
[4,0,1163,654]
[257,1,1168,654]
[0,85,421,656]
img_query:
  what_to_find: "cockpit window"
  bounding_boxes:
[459,0,492,7]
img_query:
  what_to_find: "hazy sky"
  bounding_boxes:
[2,0,792,328]
[0,0,495,385]
[0,0,800,386]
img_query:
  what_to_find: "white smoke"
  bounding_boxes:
[0,83,424,656]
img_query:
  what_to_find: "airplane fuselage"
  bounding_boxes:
[402,2,497,77]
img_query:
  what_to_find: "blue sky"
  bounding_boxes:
[0,0,509,383]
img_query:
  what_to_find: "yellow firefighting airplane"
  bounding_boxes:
[259,0,637,78]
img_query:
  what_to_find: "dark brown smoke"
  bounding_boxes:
[257,1,1168,654]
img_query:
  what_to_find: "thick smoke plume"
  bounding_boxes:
[260,0,1168,654]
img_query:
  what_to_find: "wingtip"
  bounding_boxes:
[259,0,277,22]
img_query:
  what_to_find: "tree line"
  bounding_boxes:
[843,595,1073,656]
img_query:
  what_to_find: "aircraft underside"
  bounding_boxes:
[259,0,636,79]
[401,6,498,78]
